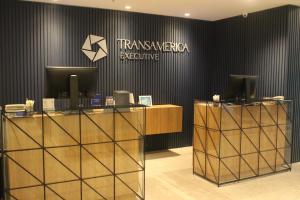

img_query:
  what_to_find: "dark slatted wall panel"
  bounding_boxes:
[0,0,211,151]
[287,6,300,162]
[0,1,299,160]
[210,6,300,162]
[210,7,289,97]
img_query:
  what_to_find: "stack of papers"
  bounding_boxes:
[5,104,26,113]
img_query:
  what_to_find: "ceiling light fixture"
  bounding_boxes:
[184,13,190,17]
[125,5,132,10]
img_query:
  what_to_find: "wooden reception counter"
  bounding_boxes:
[1,107,145,200]
[145,104,182,135]
[1,104,182,199]
[193,100,293,185]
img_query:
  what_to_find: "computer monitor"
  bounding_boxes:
[245,75,258,102]
[224,74,258,102]
[45,66,98,109]
[224,75,245,102]
[113,90,131,106]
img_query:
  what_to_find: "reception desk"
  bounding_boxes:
[193,100,293,185]
[145,104,182,135]
[1,106,145,199]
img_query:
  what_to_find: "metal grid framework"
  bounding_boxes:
[193,100,293,186]
[0,106,146,200]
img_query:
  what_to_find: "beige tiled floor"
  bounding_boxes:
[145,147,300,200]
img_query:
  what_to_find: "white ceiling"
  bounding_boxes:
[26,0,300,21]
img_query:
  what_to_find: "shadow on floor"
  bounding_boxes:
[146,149,180,160]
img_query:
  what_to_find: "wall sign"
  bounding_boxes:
[82,35,108,62]
[117,39,189,61]
[81,35,189,62]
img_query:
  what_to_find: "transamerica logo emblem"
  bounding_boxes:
[82,35,108,62]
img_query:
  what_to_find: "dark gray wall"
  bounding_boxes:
[210,6,300,162]
[287,6,300,162]
[0,0,212,151]
[210,7,289,97]
[0,1,300,161]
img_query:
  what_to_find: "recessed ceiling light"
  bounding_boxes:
[125,5,132,10]
[184,13,190,17]
[53,0,59,2]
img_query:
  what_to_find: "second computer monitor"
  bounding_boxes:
[224,74,258,102]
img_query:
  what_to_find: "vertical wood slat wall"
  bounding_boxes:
[287,6,300,163]
[210,6,300,162]
[0,0,211,152]
[0,1,299,162]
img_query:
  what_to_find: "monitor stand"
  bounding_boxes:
[69,75,79,110]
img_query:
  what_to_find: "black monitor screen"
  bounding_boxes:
[45,66,98,98]
[245,75,257,101]
[224,74,258,102]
